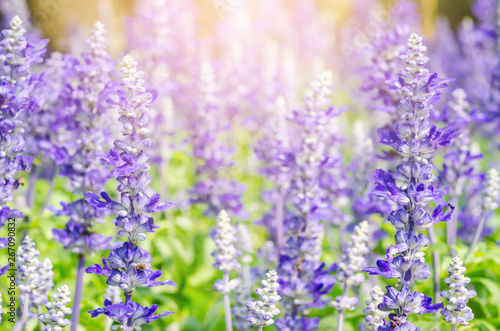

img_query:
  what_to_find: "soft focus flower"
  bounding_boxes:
[0,16,47,273]
[38,285,72,331]
[188,61,246,218]
[330,221,370,311]
[211,210,241,274]
[247,270,281,327]
[483,168,500,210]
[276,71,342,329]
[16,236,42,293]
[440,257,476,327]
[359,286,389,331]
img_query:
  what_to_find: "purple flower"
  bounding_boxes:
[378,286,442,315]
[87,241,177,293]
[0,16,47,273]
[363,34,457,327]
[274,72,343,329]
[85,55,176,328]
[89,300,174,331]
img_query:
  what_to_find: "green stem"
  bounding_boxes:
[223,272,233,331]
[337,283,348,331]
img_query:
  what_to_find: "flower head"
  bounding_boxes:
[211,210,240,273]
[16,236,42,293]
[440,257,476,327]
[364,33,455,327]
[89,300,174,331]
[359,286,389,331]
[247,270,281,327]
[85,55,175,327]
[38,285,72,330]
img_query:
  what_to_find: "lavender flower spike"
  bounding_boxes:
[363,33,457,328]
[440,257,476,330]
[38,285,72,331]
[359,286,389,331]
[0,15,47,275]
[247,270,281,330]
[469,168,500,254]
[330,221,370,331]
[212,210,240,331]
[85,55,176,329]
[276,71,342,330]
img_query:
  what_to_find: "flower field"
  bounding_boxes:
[1,0,500,330]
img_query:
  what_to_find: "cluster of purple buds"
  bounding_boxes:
[85,55,176,330]
[359,286,389,331]
[38,285,72,331]
[246,270,281,329]
[440,257,476,329]
[363,33,458,329]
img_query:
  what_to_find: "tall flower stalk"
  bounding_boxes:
[211,210,241,331]
[363,33,458,329]
[189,61,245,218]
[275,72,343,330]
[15,236,42,330]
[254,96,291,251]
[0,15,47,274]
[438,89,482,253]
[440,257,476,330]
[46,22,116,330]
[84,55,176,330]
